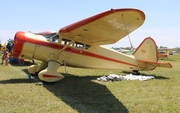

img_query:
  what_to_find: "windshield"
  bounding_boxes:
[41,33,59,42]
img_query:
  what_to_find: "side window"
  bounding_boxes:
[61,38,72,46]
[74,42,84,49]
[85,44,91,49]
[60,39,91,49]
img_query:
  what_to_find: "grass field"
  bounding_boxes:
[0,53,180,113]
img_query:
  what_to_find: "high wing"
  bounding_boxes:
[58,8,145,45]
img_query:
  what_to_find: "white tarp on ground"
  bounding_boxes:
[97,73,154,82]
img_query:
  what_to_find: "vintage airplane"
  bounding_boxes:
[158,50,169,59]
[12,8,172,82]
[158,48,177,59]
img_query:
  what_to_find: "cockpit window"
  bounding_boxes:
[41,33,59,42]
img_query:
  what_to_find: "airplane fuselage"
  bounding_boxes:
[13,31,139,71]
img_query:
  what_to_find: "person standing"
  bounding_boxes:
[4,48,9,66]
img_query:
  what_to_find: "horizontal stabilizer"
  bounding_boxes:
[137,60,172,68]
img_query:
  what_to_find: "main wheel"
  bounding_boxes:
[38,69,64,82]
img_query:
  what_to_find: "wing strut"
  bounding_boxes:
[121,14,133,50]
[49,35,81,60]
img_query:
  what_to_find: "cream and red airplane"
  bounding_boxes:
[12,8,172,82]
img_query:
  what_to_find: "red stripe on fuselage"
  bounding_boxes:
[70,48,137,67]
[35,42,137,67]
[84,51,137,67]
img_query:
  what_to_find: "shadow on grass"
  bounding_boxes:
[0,78,39,84]
[43,73,129,113]
[1,67,129,113]
[122,71,170,80]
[0,69,41,84]
[10,61,35,67]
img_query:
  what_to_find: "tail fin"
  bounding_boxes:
[132,37,172,71]
[132,37,158,62]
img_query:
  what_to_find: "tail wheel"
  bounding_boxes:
[132,70,140,75]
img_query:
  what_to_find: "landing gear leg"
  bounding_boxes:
[28,61,47,75]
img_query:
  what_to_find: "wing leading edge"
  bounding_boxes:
[59,8,145,45]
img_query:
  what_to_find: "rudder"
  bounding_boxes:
[132,37,158,62]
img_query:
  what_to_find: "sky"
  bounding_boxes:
[0,0,180,48]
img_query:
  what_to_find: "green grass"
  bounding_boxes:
[0,53,180,113]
